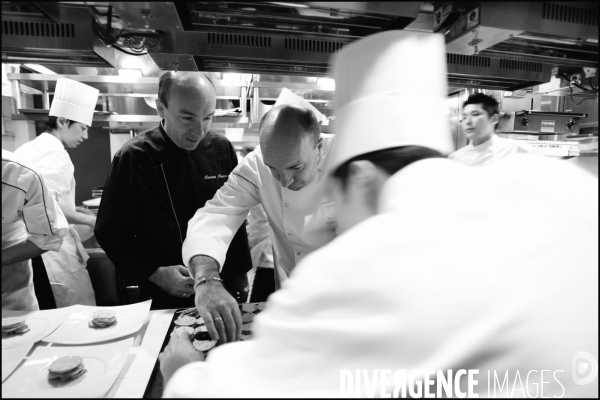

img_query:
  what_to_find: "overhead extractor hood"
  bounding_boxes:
[435,2,597,64]
[1,4,116,67]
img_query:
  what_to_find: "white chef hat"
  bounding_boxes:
[326,30,453,174]
[274,87,326,123]
[49,78,99,127]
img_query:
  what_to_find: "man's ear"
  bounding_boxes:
[155,99,165,119]
[491,113,500,126]
[316,136,323,151]
[56,117,67,128]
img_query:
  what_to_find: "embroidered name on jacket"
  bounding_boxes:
[204,174,229,179]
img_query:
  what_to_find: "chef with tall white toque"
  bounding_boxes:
[15,78,99,307]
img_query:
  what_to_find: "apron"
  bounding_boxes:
[1,220,39,311]
[41,225,96,307]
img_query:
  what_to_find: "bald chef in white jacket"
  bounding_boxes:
[161,31,598,398]
[2,150,69,311]
[183,93,337,343]
[15,78,98,307]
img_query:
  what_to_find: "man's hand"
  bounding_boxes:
[159,330,204,384]
[190,255,242,344]
[195,282,243,345]
[149,265,195,298]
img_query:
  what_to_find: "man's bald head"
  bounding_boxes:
[259,104,321,150]
[259,104,323,191]
[158,71,216,108]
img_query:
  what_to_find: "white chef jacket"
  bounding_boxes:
[2,150,69,311]
[246,204,274,300]
[449,134,530,166]
[165,154,598,398]
[15,133,96,307]
[183,134,338,285]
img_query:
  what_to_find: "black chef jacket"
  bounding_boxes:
[95,124,252,309]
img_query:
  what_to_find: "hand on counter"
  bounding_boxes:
[159,330,204,384]
[149,265,195,298]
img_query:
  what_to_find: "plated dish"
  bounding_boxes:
[41,300,151,345]
[2,307,73,350]
[2,338,133,398]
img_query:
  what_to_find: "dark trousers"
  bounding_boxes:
[250,267,275,303]
[31,256,57,310]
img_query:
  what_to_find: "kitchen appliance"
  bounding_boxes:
[513,110,588,137]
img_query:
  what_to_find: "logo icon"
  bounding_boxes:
[572,351,598,386]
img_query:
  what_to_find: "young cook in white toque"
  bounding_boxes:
[15,78,99,307]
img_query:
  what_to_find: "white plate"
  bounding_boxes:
[2,342,33,382]
[41,300,151,345]
[82,198,101,207]
[2,338,133,398]
[2,307,74,350]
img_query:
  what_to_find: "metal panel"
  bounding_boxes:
[110,2,184,31]
[303,2,421,18]
[446,54,553,91]
[481,2,597,40]
[1,6,116,67]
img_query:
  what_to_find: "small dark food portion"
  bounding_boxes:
[48,356,87,382]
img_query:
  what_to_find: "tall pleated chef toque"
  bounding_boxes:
[49,78,100,127]
[326,30,453,174]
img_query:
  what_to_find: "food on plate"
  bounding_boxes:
[240,303,259,312]
[89,309,117,329]
[192,339,217,352]
[48,356,87,382]
[194,325,208,333]
[242,312,255,323]
[2,316,30,335]
[171,326,194,337]
[240,333,253,341]
[174,315,196,326]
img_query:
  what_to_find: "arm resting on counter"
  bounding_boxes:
[2,240,46,267]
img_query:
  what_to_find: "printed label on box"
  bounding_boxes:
[540,120,555,133]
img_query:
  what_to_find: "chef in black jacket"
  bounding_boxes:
[95,71,252,309]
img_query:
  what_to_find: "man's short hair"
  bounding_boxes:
[332,146,444,190]
[462,93,499,117]
[158,71,216,108]
[259,106,321,147]
[39,116,74,132]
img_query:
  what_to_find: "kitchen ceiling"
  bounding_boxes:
[2,1,598,92]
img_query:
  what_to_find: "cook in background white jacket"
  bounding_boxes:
[2,149,69,311]
[14,78,98,307]
[161,31,598,398]
[449,92,530,166]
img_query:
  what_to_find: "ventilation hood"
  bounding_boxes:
[2,2,598,93]
[1,3,116,67]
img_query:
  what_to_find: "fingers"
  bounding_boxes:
[212,313,228,345]
[231,302,243,341]
[177,265,191,277]
[201,311,220,342]
[221,309,236,344]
